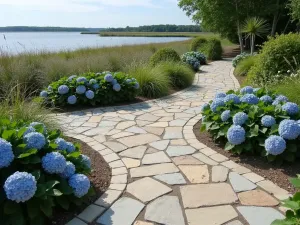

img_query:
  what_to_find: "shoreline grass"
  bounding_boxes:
[98,32,206,37]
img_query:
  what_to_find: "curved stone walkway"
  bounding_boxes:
[54,60,288,225]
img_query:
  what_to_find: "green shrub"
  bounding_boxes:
[149,48,181,66]
[198,38,223,60]
[201,86,300,164]
[155,61,195,89]
[248,33,300,85]
[40,72,139,107]
[232,53,251,68]
[234,55,257,76]
[0,120,93,225]
[271,175,300,225]
[190,37,208,51]
[181,51,207,71]
[129,64,170,98]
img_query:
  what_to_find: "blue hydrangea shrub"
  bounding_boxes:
[0,120,93,224]
[181,51,207,71]
[200,86,300,163]
[40,71,139,107]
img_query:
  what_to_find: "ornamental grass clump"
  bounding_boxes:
[181,51,207,71]
[201,86,300,164]
[0,120,93,225]
[40,71,139,107]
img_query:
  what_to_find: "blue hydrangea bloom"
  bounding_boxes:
[260,95,273,104]
[113,83,121,92]
[4,172,37,203]
[23,126,36,136]
[69,174,91,198]
[58,85,69,95]
[68,95,77,105]
[279,119,300,140]
[76,77,87,83]
[42,152,67,174]
[261,115,276,127]
[55,138,68,150]
[59,161,76,179]
[241,94,259,105]
[66,142,76,153]
[201,103,210,112]
[48,86,53,91]
[275,95,288,103]
[93,84,100,90]
[272,100,281,106]
[85,90,95,99]
[224,94,240,104]
[134,82,140,89]
[282,102,299,115]
[253,88,261,93]
[68,75,77,82]
[210,98,225,112]
[104,74,114,82]
[40,91,48,98]
[126,79,132,83]
[76,85,86,94]
[265,135,286,155]
[215,92,226,99]
[233,112,248,125]
[0,138,14,168]
[227,125,246,145]
[221,110,231,122]
[24,132,46,150]
[111,79,118,85]
[81,155,91,169]
[89,79,97,84]
[240,86,254,94]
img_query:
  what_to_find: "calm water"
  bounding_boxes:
[0,32,190,55]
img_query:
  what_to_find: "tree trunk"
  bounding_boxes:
[235,0,244,53]
[251,35,255,55]
[238,32,244,53]
[271,0,280,36]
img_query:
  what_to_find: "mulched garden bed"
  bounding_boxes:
[194,120,299,194]
[48,137,111,225]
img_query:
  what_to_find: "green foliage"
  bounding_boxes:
[234,55,257,76]
[42,72,139,107]
[198,38,223,60]
[271,175,300,225]
[232,53,251,68]
[248,33,300,86]
[104,24,202,32]
[201,88,300,164]
[289,0,300,22]
[0,120,92,225]
[190,37,208,51]
[149,48,181,66]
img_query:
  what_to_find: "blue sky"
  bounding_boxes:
[0,0,194,27]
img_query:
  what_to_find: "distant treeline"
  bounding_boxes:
[0,26,91,32]
[105,25,201,32]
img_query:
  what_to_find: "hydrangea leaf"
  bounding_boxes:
[47,189,63,197]
[26,199,40,219]
[18,149,38,159]
[45,181,60,191]
[2,130,15,141]
[225,142,235,151]
[290,178,300,188]
[4,201,20,215]
[56,196,70,210]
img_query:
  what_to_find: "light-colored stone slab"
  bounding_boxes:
[170,139,187,145]
[212,165,229,182]
[109,160,125,168]
[111,174,127,184]
[122,158,140,168]
[77,204,105,223]
[232,166,251,174]
[149,140,170,150]
[66,218,87,225]
[193,152,218,166]
[133,221,154,225]
[238,190,279,206]
[97,197,145,225]
[179,165,209,183]
[166,146,196,157]
[130,163,179,178]
[237,206,285,225]
[142,152,171,165]
[109,183,127,191]
[137,113,160,122]
[93,134,106,143]
[103,141,127,153]
[146,148,159,154]
[112,167,127,175]
[147,122,169,127]
[163,127,183,139]
[225,220,244,225]
[98,121,118,127]
[119,146,147,159]
[257,180,290,200]
[243,173,265,183]
[169,119,187,126]
[118,134,160,147]
[229,172,257,193]
[115,121,136,130]
[172,155,203,165]
[210,153,228,162]
[125,126,147,134]
[95,190,122,207]
[185,205,238,225]
[221,160,240,169]
[103,153,119,163]
[126,177,172,203]
[154,173,186,185]
[111,132,134,139]
[180,183,238,208]
[143,127,164,136]
[145,196,185,225]
[200,147,217,156]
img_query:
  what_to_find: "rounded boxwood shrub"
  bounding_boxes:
[190,37,208,51]
[181,51,207,71]
[232,53,251,68]
[40,72,139,107]
[0,120,92,224]
[234,55,257,77]
[149,48,181,66]
[248,33,300,85]
[198,38,223,60]
[201,87,300,164]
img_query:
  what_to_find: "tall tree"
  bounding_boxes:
[289,0,300,22]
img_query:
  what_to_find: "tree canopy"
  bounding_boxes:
[105,25,202,32]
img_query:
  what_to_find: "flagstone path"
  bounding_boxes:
[54,60,288,225]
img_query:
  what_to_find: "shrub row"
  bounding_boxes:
[181,51,206,71]
[0,120,92,225]
[232,53,252,68]
[190,37,223,60]
[201,86,300,164]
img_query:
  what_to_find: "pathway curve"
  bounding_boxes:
[54,60,288,225]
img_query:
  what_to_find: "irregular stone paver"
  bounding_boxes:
[66,218,87,225]
[122,158,140,168]
[193,152,218,166]
[130,163,179,178]
[242,172,264,183]
[154,173,186,185]
[225,221,244,225]
[170,139,187,145]
[97,197,145,225]
[145,196,185,225]
[125,126,147,134]
[126,177,172,203]
[229,172,257,193]
[137,113,159,122]
[95,190,122,207]
[163,127,183,139]
[237,206,285,225]
[172,155,203,165]
[142,152,171,164]
[238,190,279,206]
[257,180,290,200]
[103,141,127,153]
[179,165,209,183]
[118,134,160,147]
[180,183,238,208]
[77,204,105,223]
[143,127,164,135]
[149,140,170,150]
[212,165,229,182]
[166,146,196,157]
[134,221,154,225]
[116,121,136,130]
[210,153,228,162]
[185,205,238,225]
[169,119,187,126]
[119,146,147,159]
